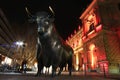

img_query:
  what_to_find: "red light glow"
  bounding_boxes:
[82,36,86,40]
[88,30,95,36]
[78,25,81,30]
[74,30,76,34]
[89,44,95,69]
[96,24,102,32]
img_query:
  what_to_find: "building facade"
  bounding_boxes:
[67,0,120,73]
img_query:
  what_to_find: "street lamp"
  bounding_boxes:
[15,41,26,57]
[15,41,24,51]
[15,41,24,46]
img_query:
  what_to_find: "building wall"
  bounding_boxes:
[67,0,120,73]
[98,0,120,28]
[0,8,17,65]
[0,8,15,56]
[81,0,120,73]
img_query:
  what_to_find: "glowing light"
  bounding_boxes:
[34,62,37,68]
[89,44,95,69]
[89,44,95,50]
[15,41,24,46]
[2,57,12,65]
[88,30,95,36]
[82,64,85,71]
[87,14,93,22]
[91,51,94,67]
[74,30,76,34]
[74,48,83,53]
[76,54,79,65]
[78,25,81,30]
[96,24,102,32]
[75,65,79,71]
[42,65,52,74]
[82,36,86,40]
[71,34,73,37]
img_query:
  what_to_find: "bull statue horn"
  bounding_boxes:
[25,7,36,22]
[25,7,33,18]
[49,6,55,16]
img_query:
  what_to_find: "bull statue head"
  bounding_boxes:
[35,12,55,36]
[25,7,55,36]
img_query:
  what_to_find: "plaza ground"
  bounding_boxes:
[0,71,120,80]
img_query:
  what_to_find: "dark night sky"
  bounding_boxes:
[1,0,92,40]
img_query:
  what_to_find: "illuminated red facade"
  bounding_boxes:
[67,0,120,73]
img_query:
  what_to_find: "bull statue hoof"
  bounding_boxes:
[35,73,41,77]
[51,71,56,77]
[69,72,72,76]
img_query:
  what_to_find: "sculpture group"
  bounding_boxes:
[31,11,74,77]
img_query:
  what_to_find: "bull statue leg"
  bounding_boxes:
[36,60,44,76]
[51,66,57,77]
[68,55,73,76]
[68,65,72,76]
[57,61,66,76]
[57,66,63,76]
[35,44,43,77]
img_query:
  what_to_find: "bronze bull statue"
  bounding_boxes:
[31,11,74,77]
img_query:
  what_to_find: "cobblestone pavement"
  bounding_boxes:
[0,72,120,80]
